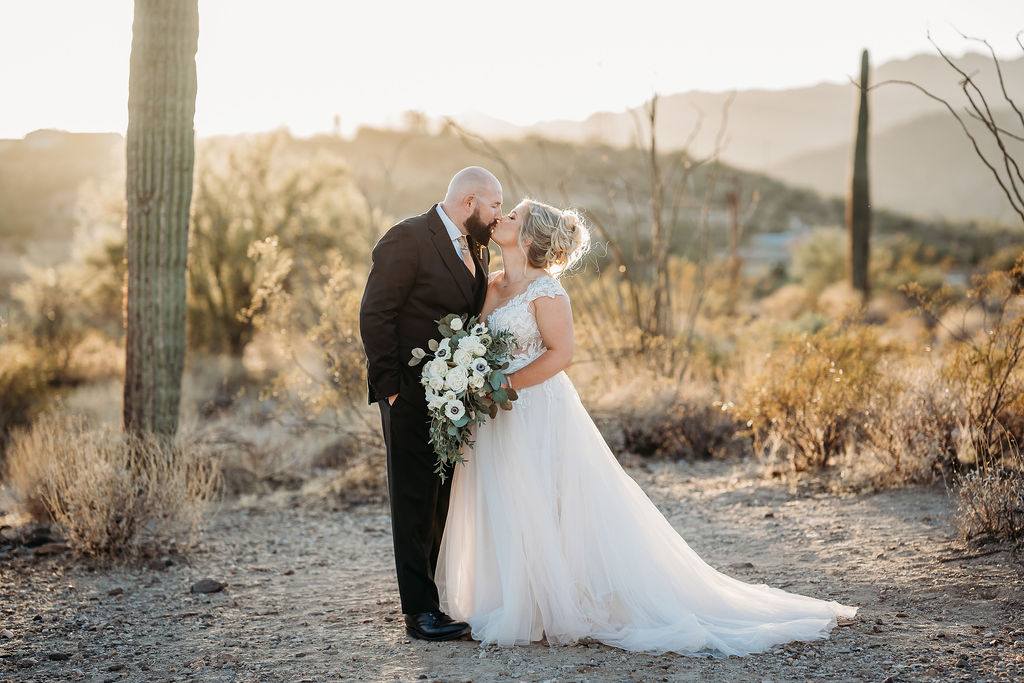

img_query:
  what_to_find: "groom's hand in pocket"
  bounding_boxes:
[387,393,398,406]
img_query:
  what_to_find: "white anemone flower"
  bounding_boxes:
[445,400,466,420]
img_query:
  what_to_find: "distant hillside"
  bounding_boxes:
[452,52,1024,223]
[772,108,1024,223]
[0,129,123,242]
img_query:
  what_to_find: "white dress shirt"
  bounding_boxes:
[436,204,469,261]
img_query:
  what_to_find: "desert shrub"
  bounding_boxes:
[9,263,90,383]
[855,356,961,487]
[242,238,372,424]
[954,451,1024,546]
[0,345,53,459]
[617,393,749,460]
[742,322,899,471]
[3,414,219,560]
[906,255,1024,461]
[188,133,370,355]
[791,227,845,293]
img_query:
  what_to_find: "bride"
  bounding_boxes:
[435,199,858,656]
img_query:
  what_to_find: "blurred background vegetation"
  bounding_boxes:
[2,48,1023,559]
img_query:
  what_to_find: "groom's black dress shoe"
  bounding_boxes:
[404,611,471,641]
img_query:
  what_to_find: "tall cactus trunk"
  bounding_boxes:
[123,0,199,437]
[847,49,871,300]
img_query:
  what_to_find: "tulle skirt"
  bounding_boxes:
[436,372,857,656]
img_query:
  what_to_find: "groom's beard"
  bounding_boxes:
[464,208,496,245]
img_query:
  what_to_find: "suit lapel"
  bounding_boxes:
[427,205,475,305]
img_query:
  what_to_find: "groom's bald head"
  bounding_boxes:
[444,166,501,206]
[441,166,503,244]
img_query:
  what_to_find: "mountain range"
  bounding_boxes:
[452,51,1024,224]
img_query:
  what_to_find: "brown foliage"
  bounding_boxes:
[3,414,219,561]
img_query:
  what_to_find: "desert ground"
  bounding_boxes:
[2,457,1023,683]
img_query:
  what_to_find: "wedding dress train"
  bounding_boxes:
[436,275,857,656]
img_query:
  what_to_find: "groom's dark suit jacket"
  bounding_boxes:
[359,204,489,615]
[359,204,490,409]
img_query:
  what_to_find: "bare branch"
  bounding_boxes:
[871,77,1024,223]
[443,118,532,198]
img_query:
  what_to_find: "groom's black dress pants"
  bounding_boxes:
[378,396,452,615]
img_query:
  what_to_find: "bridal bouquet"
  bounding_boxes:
[409,313,518,480]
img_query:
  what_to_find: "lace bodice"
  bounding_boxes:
[486,274,568,373]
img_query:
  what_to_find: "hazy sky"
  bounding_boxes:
[1,0,1022,139]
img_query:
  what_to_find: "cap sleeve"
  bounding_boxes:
[526,275,568,303]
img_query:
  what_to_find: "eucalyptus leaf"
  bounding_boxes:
[439,324,452,337]
[428,338,439,351]
[492,388,508,404]
[501,400,513,410]
[488,372,503,391]
[506,388,519,401]
[488,403,498,419]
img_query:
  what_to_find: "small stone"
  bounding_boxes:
[764,511,774,518]
[34,542,67,556]
[48,652,71,661]
[107,588,124,597]
[107,663,125,671]
[895,612,909,618]
[191,579,225,594]
[1,628,13,639]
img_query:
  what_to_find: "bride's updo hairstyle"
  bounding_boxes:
[518,200,591,276]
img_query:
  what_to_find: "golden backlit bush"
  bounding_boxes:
[0,345,51,457]
[741,322,901,471]
[4,414,219,560]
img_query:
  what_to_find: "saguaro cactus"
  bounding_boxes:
[123,0,199,436]
[847,49,871,299]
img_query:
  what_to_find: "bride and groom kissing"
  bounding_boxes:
[358,166,856,655]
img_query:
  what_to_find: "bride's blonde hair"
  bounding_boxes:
[517,199,591,276]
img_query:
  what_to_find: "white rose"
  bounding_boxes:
[452,348,474,368]
[450,317,463,332]
[424,358,447,379]
[428,375,445,392]
[468,374,486,391]
[427,394,446,411]
[445,400,466,420]
[444,366,469,393]
[458,334,479,349]
[443,390,457,402]
[471,341,487,357]
[472,358,490,375]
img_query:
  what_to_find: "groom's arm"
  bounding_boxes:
[359,225,418,403]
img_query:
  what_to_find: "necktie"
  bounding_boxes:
[456,235,476,277]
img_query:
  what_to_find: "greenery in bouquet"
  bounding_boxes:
[409,313,518,480]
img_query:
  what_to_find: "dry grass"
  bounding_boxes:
[3,413,220,561]
[954,446,1024,547]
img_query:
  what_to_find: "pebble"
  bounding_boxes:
[1,628,14,639]
[191,578,225,594]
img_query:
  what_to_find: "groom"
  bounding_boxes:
[359,166,502,641]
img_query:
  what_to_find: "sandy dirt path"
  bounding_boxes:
[2,459,1023,682]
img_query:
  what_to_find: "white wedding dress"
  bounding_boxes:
[436,275,857,656]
